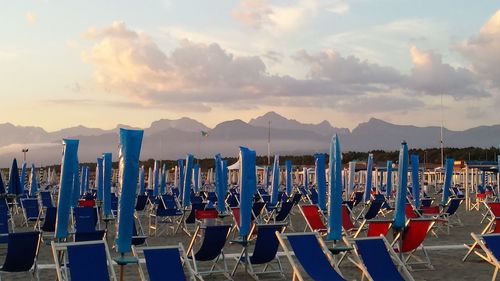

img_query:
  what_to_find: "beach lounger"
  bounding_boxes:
[39,191,54,209]
[356,199,384,221]
[0,231,41,280]
[133,243,195,281]
[20,198,40,227]
[392,218,435,270]
[186,224,232,280]
[0,211,10,244]
[463,217,500,261]
[470,233,500,280]
[276,232,346,281]
[35,206,56,242]
[149,194,183,236]
[231,223,287,279]
[348,236,414,281]
[52,240,117,281]
[73,207,99,233]
[353,219,392,238]
[299,204,327,234]
[481,202,500,223]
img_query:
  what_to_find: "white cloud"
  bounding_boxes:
[26,12,37,25]
[457,10,500,87]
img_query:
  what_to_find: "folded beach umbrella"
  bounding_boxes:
[102,152,112,218]
[386,161,393,197]
[270,155,280,206]
[364,154,373,202]
[71,158,80,208]
[286,160,292,196]
[79,166,85,196]
[315,154,327,210]
[182,154,194,208]
[178,159,185,199]
[84,166,90,194]
[497,147,499,201]
[139,166,145,195]
[264,166,270,190]
[20,162,27,193]
[29,163,38,197]
[0,171,5,195]
[160,164,166,195]
[411,155,420,209]
[193,164,200,193]
[153,160,160,197]
[303,167,308,189]
[348,161,355,198]
[147,167,153,191]
[96,157,104,200]
[55,139,79,239]
[393,142,408,230]
[442,158,454,205]
[328,134,343,241]
[222,160,228,190]
[8,159,21,195]
[215,154,225,213]
[238,147,256,239]
[116,128,143,254]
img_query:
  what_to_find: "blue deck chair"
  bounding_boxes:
[39,191,54,209]
[132,219,148,246]
[420,197,433,208]
[251,201,266,223]
[36,206,56,241]
[350,236,414,281]
[111,193,118,217]
[73,207,98,233]
[267,200,294,224]
[470,233,500,280]
[133,243,195,281]
[226,193,239,208]
[356,199,384,221]
[0,231,41,280]
[135,194,148,212]
[21,198,40,227]
[186,224,232,280]
[52,240,117,281]
[276,232,346,281]
[309,189,319,205]
[435,198,463,234]
[148,194,182,236]
[352,191,364,207]
[231,223,286,278]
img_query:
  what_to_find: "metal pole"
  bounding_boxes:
[267,121,271,166]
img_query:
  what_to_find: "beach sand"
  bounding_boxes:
[2,198,495,281]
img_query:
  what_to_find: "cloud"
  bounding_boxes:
[457,10,500,87]
[406,46,488,98]
[231,0,349,30]
[81,22,491,115]
[26,12,37,25]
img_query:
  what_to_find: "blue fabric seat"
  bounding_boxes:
[0,231,40,279]
[135,194,148,211]
[73,207,98,233]
[141,245,192,281]
[74,230,106,242]
[0,211,10,244]
[21,198,40,226]
[65,241,115,281]
[279,232,345,281]
[39,191,54,208]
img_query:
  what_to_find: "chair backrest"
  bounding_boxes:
[482,234,500,261]
[1,231,40,272]
[488,202,500,217]
[193,225,231,261]
[195,209,219,220]
[66,242,111,281]
[400,219,433,253]
[232,207,241,226]
[42,207,57,232]
[342,205,356,231]
[355,237,405,281]
[301,205,326,232]
[185,203,206,224]
[275,201,294,222]
[74,230,106,242]
[226,194,239,208]
[309,189,319,205]
[420,205,440,215]
[290,193,302,206]
[353,191,364,206]
[21,198,40,219]
[73,207,98,233]
[364,200,384,220]
[286,233,345,281]
[250,224,285,264]
[420,198,433,208]
[445,198,462,215]
[143,246,186,281]
[39,191,54,208]
[135,195,148,211]
[251,201,266,221]
[405,204,419,219]
[492,218,500,233]
[366,220,392,237]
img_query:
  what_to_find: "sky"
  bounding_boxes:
[1,1,500,131]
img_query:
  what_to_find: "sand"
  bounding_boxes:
[2,196,496,281]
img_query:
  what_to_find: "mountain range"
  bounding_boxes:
[0,112,498,167]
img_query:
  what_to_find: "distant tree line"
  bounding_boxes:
[30,146,498,174]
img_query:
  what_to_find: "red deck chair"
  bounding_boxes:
[481,202,500,223]
[353,219,392,238]
[230,207,256,238]
[420,205,440,216]
[299,205,327,234]
[392,218,435,270]
[195,209,219,220]
[405,204,420,219]
[463,216,500,261]
[342,204,358,235]
[78,199,95,208]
